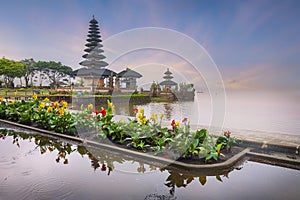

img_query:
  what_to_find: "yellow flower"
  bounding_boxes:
[61,101,68,108]
[47,107,53,112]
[14,91,18,96]
[32,93,38,100]
[139,108,144,115]
[137,113,143,119]
[59,107,65,115]
[88,103,93,110]
[53,101,59,108]
[107,100,114,111]
[0,97,3,102]
[159,113,164,120]
[150,113,157,121]
[175,121,180,127]
[40,103,46,109]
[44,97,50,102]
[142,118,147,125]
[119,118,124,122]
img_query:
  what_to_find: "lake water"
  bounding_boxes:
[0,128,300,200]
[117,91,300,136]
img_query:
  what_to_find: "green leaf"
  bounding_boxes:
[216,175,223,182]
[199,176,207,185]
[191,139,199,149]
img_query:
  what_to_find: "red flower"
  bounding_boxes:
[171,119,176,127]
[162,154,169,159]
[133,108,138,113]
[224,131,231,135]
[87,114,92,119]
[101,164,107,171]
[93,109,101,115]
[100,109,106,117]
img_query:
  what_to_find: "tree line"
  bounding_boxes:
[0,57,73,89]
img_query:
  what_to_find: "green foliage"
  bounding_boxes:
[20,58,37,88]
[0,95,236,162]
[217,131,236,151]
[0,96,76,135]
[36,61,72,88]
[0,58,26,88]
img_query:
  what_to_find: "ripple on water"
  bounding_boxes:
[13,176,75,200]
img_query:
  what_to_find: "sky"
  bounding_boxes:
[0,0,299,93]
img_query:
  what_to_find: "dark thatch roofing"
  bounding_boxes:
[118,68,142,78]
[79,60,108,67]
[159,80,177,86]
[72,68,116,77]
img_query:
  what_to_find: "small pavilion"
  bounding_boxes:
[117,68,142,90]
[159,68,177,91]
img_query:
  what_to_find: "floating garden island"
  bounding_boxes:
[0,94,299,173]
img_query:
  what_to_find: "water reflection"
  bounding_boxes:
[163,103,173,120]
[113,102,136,117]
[0,129,233,197]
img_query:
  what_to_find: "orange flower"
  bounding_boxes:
[52,101,59,108]
[47,107,53,112]
[61,101,68,108]
[59,107,65,115]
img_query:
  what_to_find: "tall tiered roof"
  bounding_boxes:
[79,15,108,68]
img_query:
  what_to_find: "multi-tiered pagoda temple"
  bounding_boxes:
[72,16,116,92]
[159,68,177,91]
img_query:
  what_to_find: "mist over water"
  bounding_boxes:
[117,91,300,136]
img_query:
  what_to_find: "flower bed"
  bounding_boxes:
[0,95,236,162]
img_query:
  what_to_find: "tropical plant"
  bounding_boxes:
[0,95,236,162]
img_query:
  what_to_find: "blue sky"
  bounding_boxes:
[0,0,299,92]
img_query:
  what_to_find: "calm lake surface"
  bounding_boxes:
[116,91,300,136]
[0,128,299,200]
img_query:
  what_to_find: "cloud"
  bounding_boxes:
[222,63,300,92]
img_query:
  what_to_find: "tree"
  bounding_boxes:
[20,58,37,88]
[36,61,73,89]
[0,58,26,88]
